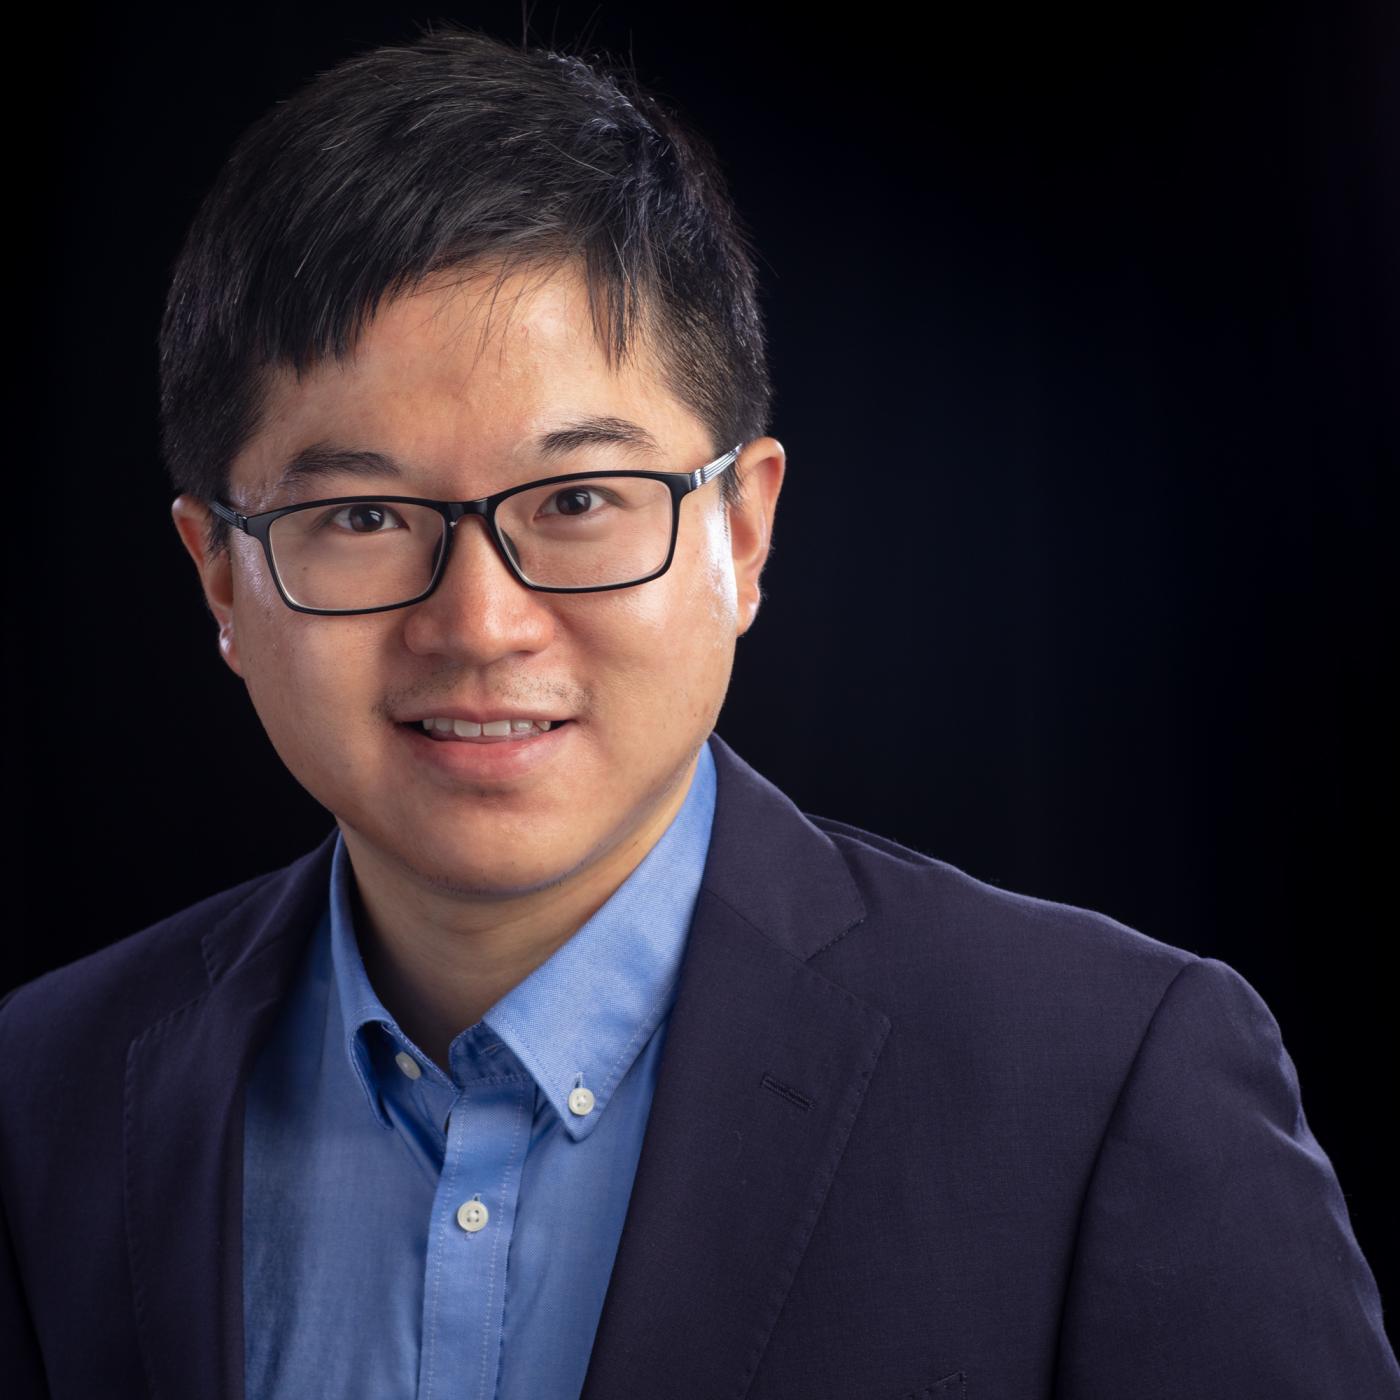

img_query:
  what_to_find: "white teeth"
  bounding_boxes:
[417,717,556,739]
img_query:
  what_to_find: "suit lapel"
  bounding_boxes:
[123,832,336,1400]
[580,734,891,1400]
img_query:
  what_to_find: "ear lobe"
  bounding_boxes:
[171,495,244,677]
[216,619,241,675]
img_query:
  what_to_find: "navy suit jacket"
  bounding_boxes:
[2,732,1396,1399]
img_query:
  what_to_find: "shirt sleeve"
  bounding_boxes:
[1054,955,1400,1398]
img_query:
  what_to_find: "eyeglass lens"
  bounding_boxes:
[266,476,675,610]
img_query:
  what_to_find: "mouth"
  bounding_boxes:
[396,718,574,744]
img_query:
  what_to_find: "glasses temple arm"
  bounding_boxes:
[207,499,247,529]
[691,444,743,489]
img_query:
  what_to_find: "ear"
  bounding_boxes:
[171,495,244,677]
[727,437,786,638]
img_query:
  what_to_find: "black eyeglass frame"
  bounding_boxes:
[207,444,743,616]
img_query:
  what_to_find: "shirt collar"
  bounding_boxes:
[329,739,717,1142]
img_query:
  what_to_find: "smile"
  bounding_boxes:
[415,717,562,742]
[395,713,574,781]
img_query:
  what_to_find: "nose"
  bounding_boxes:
[398,515,555,663]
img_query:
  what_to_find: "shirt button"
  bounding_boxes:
[567,1086,596,1116]
[457,1199,490,1232]
[394,1051,422,1080]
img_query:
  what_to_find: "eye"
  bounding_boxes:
[539,486,601,518]
[536,484,618,519]
[322,502,407,533]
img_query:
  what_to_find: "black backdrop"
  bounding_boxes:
[12,1,1397,1313]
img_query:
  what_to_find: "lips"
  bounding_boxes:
[405,718,572,743]
[395,709,574,781]
[395,709,569,725]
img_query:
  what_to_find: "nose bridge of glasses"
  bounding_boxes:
[440,504,523,587]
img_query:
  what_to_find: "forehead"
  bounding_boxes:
[232,262,703,496]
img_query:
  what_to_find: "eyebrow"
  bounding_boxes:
[268,416,663,499]
[537,416,662,461]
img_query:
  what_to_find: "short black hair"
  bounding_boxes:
[158,23,771,556]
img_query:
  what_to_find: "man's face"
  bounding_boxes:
[173,263,783,899]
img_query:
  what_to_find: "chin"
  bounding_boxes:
[380,818,590,898]
[412,850,583,901]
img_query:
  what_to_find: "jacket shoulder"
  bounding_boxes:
[797,811,1231,1191]
[0,856,309,1049]
[803,811,1200,1037]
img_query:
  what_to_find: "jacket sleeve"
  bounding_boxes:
[1054,955,1399,1398]
[0,982,48,1398]
[1,1160,48,1398]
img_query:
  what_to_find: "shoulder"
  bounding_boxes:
[802,811,1210,1071]
[0,850,317,1052]
[809,811,1192,972]
[0,833,335,1207]
[0,865,287,1174]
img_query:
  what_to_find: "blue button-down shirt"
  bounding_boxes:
[242,741,716,1399]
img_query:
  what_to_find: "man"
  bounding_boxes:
[2,25,1395,1400]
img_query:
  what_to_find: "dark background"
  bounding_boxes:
[12,1,1396,1313]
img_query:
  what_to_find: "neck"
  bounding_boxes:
[337,751,700,1070]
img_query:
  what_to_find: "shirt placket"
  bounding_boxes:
[416,1066,534,1400]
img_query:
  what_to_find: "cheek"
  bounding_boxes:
[232,571,380,759]
[242,632,388,803]
[227,545,295,668]
[580,512,738,716]
[698,512,739,630]
[590,514,736,655]
[229,536,285,613]
[678,504,741,645]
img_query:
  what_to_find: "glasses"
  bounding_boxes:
[208,444,743,616]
